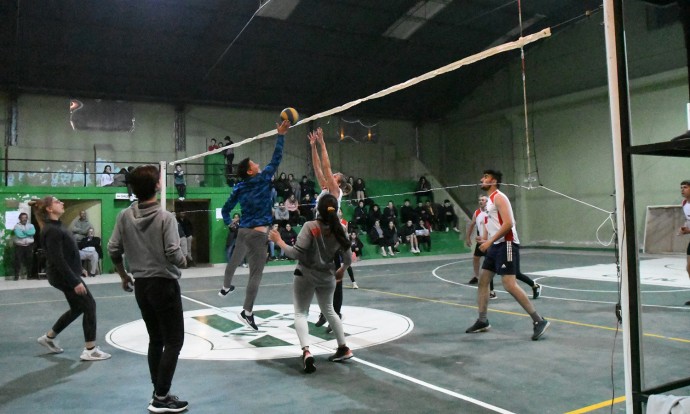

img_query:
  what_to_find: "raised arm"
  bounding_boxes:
[309,130,327,188]
[315,128,339,194]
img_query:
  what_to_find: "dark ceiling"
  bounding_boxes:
[1,0,612,122]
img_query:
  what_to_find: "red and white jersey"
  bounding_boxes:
[473,209,487,237]
[485,190,520,244]
[683,199,690,227]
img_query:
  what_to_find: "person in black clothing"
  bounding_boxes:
[299,175,316,199]
[382,201,398,226]
[367,204,382,230]
[223,136,235,177]
[415,176,433,203]
[352,200,368,232]
[33,196,111,361]
[399,199,417,225]
[439,199,461,232]
[77,227,102,276]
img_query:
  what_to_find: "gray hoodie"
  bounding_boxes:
[108,201,185,279]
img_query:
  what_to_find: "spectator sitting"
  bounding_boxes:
[112,168,128,187]
[368,219,388,257]
[439,199,461,232]
[352,200,368,232]
[367,204,382,231]
[284,194,301,226]
[70,210,92,242]
[299,175,316,199]
[353,178,366,203]
[299,193,315,222]
[399,219,420,254]
[274,172,292,201]
[415,219,432,252]
[415,176,433,203]
[425,200,440,230]
[78,227,102,276]
[400,199,417,224]
[273,202,289,228]
[288,173,301,202]
[99,165,114,187]
[414,201,431,230]
[278,224,297,260]
[383,200,398,226]
[382,220,400,256]
[349,232,363,259]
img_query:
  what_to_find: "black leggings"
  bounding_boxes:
[52,283,97,342]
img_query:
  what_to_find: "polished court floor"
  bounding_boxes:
[1,249,689,413]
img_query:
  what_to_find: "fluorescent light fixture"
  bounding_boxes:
[384,0,452,40]
[257,0,300,20]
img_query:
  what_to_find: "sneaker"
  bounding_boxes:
[148,394,188,413]
[352,282,359,289]
[37,335,63,354]
[218,285,235,297]
[239,310,258,331]
[685,300,690,306]
[453,227,461,233]
[315,313,327,327]
[532,283,542,299]
[465,319,491,333]
[468,277,478,285]
[381,250,387,257]
[532,318,550,341]
[489,291,497,299]
[303,350,316,374]
[241,263,248,268]
[328,345,353,362]
[80,346,111,361]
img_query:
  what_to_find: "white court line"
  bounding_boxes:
[183,291,515,414]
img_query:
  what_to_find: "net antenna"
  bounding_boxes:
[171,28,552,166]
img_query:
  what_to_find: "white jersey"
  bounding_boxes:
[485,189,520,244]
[315,187,343,218]
[683,200,690,228]
[473,209,487,238]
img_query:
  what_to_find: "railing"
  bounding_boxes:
[1,155,235,188]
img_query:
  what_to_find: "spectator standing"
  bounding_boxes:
[173,164,186,201]
[13,212,35,280]
[179,211,194,266]
[415,176,433,203]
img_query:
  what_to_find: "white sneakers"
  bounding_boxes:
[80,346,112,361]
[352,282,359,289]
[37,335,63,354]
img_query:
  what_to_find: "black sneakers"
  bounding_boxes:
[465,319,491,333]
[468,277,478,285]
[239,310,258,331]
[148,394,188,413]
[218,285,235,297]
[314,313,327,327]
[328,345,353,362]
[489,291,497,300]
[532,318,550,341]
[532,283,542,299]
[303,350,316,373]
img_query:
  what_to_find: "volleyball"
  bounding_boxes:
[280,107,299,124]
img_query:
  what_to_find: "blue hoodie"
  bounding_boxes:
[221,135,284,228]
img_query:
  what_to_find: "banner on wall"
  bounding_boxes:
[69,99,135,132]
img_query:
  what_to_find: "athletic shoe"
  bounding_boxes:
[532,283,542,299]
[241,263,248,268]
[532,318,550,341]
[328,346,353,362]
[489,291,497,300]
[315,313,327,327]
[352,282,359,289]
[685,300,690,306]
[453,227,461,233]
[80,346,111,361]
[37,335,63,354]
[148,394,188,413]
[303,350,316,374]
[468,277,478,285]
[218,285,235,297]
[465,319,491,333]
[239,310,258,331]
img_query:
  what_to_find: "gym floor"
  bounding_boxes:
[1,249,689,413]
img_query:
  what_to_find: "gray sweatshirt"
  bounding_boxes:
[108,201,185,279]
[281,220,352,287]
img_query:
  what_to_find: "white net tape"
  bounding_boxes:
[171,28,551,166]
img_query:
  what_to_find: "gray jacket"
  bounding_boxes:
[108,201,185,279]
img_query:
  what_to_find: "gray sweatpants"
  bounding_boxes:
[293,273,346,349]
[223,227,268,312]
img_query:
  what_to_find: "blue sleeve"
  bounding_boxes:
[221,186,240,226]
[26,225,36,237]
[262,135,284,178]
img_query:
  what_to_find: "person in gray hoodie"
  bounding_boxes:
[108,164,188,413]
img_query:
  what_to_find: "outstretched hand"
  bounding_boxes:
[277,119,291,135]
[308,130,318,146]
[315,127,324,144]
[268,229,281,243]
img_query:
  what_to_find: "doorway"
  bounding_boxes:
[175,199,210,264]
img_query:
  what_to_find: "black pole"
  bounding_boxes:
[612,0,644,412]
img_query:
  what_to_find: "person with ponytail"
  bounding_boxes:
[308,127,352,330]
[33,196,112,361]
[269,193,353,373]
